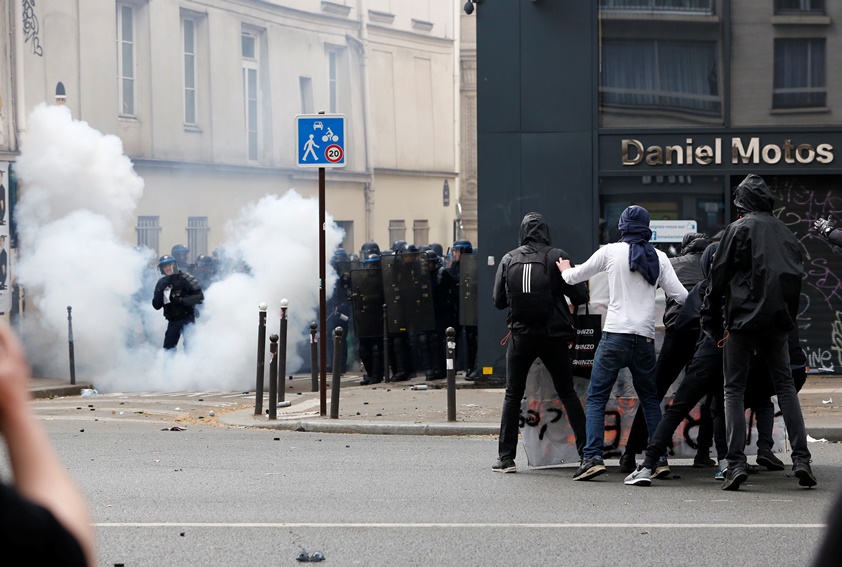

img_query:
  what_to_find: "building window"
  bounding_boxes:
[775,0,824,14]
[300,76,314,114]
[773,38,826,109]
[242,32,259,161]
[183,18,197,125]
[601,39,720,117]
[388,220,406,245]
[136,216,161,255]
[187,216,209,260]
[599,0,714,14]
[116,4,135,116]
[413,220,430,246]
[328,50,338,113]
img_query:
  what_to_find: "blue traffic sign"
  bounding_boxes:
[296,114,347,168]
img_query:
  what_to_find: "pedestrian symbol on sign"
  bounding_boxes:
[302,134,320,162]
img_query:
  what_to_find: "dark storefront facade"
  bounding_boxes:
[476,0,842,378]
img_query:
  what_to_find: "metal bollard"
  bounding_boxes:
[254,303,268,416]
[278,299,289,404]
[446,327,457,422]
[268,334,279,420]
[309,322,319,392]
[67,306,76,385]
[330,326,344,419]
[382,303,390,383]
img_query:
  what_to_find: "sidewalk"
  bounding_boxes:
[29,372,842,441]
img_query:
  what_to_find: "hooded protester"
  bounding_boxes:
[490,212,589,473]
[700,173,815,491]
[619,232,715,473]
[624,242,732,486]
[558,205,687,481]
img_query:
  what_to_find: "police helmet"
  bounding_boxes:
[391,240,407,253]
[428,242,444,257]
[360,241,381,257]
[400,243,419,255]
[452,239,473,253]
[158,255,179,275]
[196,254,214,268]
[331,248,349,264]
[425,250,438,263]
[171,244,189,256]
[364,253,381,265]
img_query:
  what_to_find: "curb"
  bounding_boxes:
[219,410,498,436]
[30,384,95,400]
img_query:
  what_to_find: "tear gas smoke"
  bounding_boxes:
[14,104,343,392]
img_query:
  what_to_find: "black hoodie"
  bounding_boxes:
[492,212,589,338]
[701,174,803,334]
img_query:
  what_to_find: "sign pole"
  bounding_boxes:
[319,164,327,416]
[295,110,347,417]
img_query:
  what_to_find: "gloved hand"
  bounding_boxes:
[814,218,836,238]
[169,295,182,307]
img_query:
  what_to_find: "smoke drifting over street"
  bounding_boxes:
[14,104,343,392]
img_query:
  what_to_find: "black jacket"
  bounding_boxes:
[701,174,803,334]
[153,272,204,321]
[662,236,710,330]
[492,212,589,339]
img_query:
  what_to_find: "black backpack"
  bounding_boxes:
[506,246,555,326]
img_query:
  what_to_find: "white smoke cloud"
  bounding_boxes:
[14,104,343,392]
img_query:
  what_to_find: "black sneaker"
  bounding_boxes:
[756,448,785,471]
[654,456,670,479]
[573,458,606,481]
[721,466,748,491]
[492,458,517,473]
[793,462,817,488]
[618,451,637,473]
[693,453,717,468]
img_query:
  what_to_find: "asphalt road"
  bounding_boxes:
[4,396,842,566]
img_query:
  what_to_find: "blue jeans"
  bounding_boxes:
[584,332,661,461]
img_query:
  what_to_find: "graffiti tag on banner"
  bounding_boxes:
[521,362,787,469]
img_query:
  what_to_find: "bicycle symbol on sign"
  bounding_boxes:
[321,127,339,143]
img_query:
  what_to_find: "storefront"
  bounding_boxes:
[599,130,842,372]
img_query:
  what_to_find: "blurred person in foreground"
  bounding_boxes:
[0,324,96,566]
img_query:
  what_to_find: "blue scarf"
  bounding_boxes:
[618,206,659,286]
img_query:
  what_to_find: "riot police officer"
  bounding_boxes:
[193,254,216,290]
[420,249,456,379]
[152,255,204,350]
[357,251,385,385]
[450,239,479,380]
[327,248,352,374]
[171,244,194,274]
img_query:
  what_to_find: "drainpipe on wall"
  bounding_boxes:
[452,0,462,245]
[12,0,27,149]
[350,0,375,243]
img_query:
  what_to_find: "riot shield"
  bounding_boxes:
[334,259,363,294]
[381,253,435,333]
[459,253,479,326]
[350,268,384,338]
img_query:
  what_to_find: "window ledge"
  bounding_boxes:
[411,19,434,32]
[184,124,203,133]
[771,14,831,26]
[368,10,394,24]
[600,12,719,24]
[321,1,351,17]
[118,115,139,122]
[770,106,830,115]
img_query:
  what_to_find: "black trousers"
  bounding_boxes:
[498,334,586,460]
[358,336,383,380]
[626,326,708,456]
[642,349,724,469]
[723,329,810,469]
[163,317,194,350]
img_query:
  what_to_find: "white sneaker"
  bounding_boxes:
[624,465,653,486]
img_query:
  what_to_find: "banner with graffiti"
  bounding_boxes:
[520,360,786,469]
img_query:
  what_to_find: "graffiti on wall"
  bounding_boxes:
[22,0,43,57]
